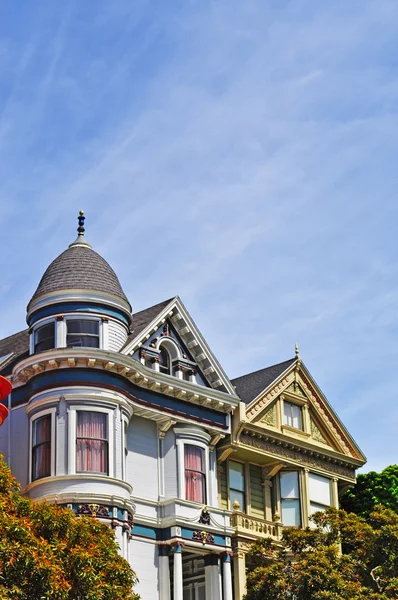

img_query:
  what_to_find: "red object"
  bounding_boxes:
[0,376,11,425]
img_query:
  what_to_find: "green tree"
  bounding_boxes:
[340,465,398,517]
[244,506,398,600]
[0,454,140,600]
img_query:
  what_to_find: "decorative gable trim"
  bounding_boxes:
[243,358,366,463]
[122,296,238,397]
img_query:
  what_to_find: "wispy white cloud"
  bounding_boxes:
[0,0,397,471]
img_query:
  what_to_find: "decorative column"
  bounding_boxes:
[331,477,339,509]
[173,543,184,600]
[262,476,273,521]
[159,545,171,600]
[233,546,246,600]
[204,554,221,600]
[222,553,233,600]
[301,468,310,527]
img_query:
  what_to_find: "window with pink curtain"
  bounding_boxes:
[76,412,108,474]
[184,445,206,503]
[32,415,51,481]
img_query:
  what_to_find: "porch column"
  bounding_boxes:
[204,554,221,600]
[173,543,183,600]
[233,546,246,600]
[159,545,171,600]
[222,553,233,600]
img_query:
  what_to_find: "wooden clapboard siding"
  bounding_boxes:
[249,464,265,518]
[218,461,228,509]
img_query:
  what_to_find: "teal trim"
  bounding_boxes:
[29,302,130,326]
[181,527,226,546]
[132,524,158,539]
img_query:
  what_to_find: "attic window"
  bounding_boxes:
[159,347,171,374]
[283,401,302,430]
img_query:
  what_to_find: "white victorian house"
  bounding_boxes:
[0,212,366,600]
[0,213,240,600]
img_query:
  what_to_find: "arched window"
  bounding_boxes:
[159,347,171,374]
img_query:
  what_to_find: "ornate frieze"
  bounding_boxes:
[260,404,276,427]
[192,530,215,544]
[240,434,356,479]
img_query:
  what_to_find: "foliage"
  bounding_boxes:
[0,454,140,600]
[340,465,398,517]
[244,506,398,600]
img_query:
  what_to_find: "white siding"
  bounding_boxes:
[126,417,158,500]
[108,320,128,352]
[163,429,178,499]
[11,406,29,488]
[129,539,159,600]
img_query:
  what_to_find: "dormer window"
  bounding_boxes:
[283,401,302,430]
[34,323,55,353]
[159,346,171,374]
[66,319,100,348]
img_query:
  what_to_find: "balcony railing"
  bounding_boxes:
[230,511,281,540]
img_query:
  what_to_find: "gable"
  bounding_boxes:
[121,296,237,396]
[245,358,365,462]
[131,318,210,388]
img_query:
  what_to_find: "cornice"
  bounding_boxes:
[11,348,239,415]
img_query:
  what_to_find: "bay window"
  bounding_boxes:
[34,322,55,353]
[185,445,206,503]
[280,471,301,526]
[32,415,52,481]
[283,401,302,430]
[308,472,331,516]
[229,461,245,511]
[66,319,100,348]
[76,411,108,474]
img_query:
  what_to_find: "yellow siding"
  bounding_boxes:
[249,464,265,518]
[218,461,228,509]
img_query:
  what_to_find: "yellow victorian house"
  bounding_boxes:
[217,346,366,600]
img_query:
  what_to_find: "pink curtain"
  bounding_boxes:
[32,416,51,480]
[76,412,108,474]
[185,445,205,503]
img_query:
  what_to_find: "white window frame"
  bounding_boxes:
[29,407,56,483]
[68,405,114,477]
[30,318,56,355]
[308,471,332,517]
[64,315,103,350]
[279,470,302,527]
[176,434,210,505]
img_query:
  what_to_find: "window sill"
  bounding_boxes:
[281,425,310,438]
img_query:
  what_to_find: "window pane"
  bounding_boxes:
[185,445,205,503]
[197,584,205,600]
[229,489,245,511]
[308,473,331,506]
[34,323,55,353]
[32,415,51,481]
[67,320,99,335]
[281,499,301,526]
[159,347,170,373]
[67,335,99,348]
[33,415,51,445]
[229,461,245,492]
[309,502,327,515]
[283,402,291,426]
[76,412,108,474]
[280,471,299,499]
[292,404,302,429]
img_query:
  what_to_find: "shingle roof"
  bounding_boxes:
[231,358,296,405]
[29,245,130,308]
[123,297,175,350]
[0,329,30,375]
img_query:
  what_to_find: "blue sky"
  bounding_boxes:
[1,0,397,472]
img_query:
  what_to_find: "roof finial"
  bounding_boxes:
[295,342,300,360]
[77,210,85,236]
[69,210,92,249]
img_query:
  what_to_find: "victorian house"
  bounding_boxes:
[0,213,366,600]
